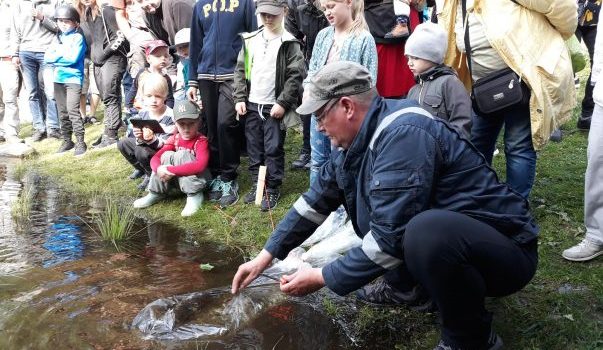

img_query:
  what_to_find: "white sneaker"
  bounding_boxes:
[562,238,603,262]
[133,192,164,209]
[181,193,204,217]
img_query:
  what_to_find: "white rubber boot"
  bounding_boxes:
[133,192,164,209]
[181,193,204,217]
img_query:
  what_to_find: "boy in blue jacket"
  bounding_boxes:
[44,5,87,155]
[186,0,257,208]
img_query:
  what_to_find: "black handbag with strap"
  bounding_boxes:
[461,0,530,116]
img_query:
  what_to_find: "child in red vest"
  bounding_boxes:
[133,99,210,217]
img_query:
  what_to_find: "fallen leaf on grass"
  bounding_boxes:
[199,263,214,271]
[563,314,574,321]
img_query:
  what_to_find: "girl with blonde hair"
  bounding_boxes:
[304,0,377,184]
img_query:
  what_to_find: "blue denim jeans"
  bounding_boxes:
[310,115,333,184]
[19,51,59,132]
[471,102,536,199]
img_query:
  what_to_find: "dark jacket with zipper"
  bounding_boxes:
[285,0,329,62]
[86,4,129,66]
[188,0,257,85]
[263,97,538,296]
[406,64,472,138]
[232,29,306,113]
[143,0,194,45]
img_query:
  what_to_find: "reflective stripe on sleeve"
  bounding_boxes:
[361,231,403,270]
[293,197,328,225]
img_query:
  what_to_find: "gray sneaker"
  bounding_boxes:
[31,130,46,142]
[356,278,434,311]
[260,188,280,212]
[219,180,239,208]
[243,189,256,204]
[208,177,224,202]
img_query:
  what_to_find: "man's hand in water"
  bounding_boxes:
[279,268,325,296]
[231,249,273,294]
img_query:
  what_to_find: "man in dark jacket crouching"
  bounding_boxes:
[231,61,538,350]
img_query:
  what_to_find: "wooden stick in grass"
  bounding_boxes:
[255,165,267,205]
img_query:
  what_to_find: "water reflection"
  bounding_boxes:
[42,217,84,268]
[0,158,350,349]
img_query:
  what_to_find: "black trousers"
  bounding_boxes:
[301,113,311,155]
[397,209,537,348]
[198,79,240,182]
[576,25,597,120]
[95,55,127,137]
[244,103,286,189]
[54,83,84,140]
[117,137,157,175]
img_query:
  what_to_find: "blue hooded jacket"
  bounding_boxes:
[264,97,539,296]
[188,0,257,84]
[44,28,86,85]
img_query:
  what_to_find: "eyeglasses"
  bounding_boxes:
[315,97,341,125]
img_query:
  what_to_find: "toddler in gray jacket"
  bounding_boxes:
[405,22,472,138]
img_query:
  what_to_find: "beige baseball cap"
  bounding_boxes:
[255,0,288,15]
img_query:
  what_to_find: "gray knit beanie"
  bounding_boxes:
[405,22,448,64]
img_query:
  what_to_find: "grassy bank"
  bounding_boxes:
[16,87,602,348]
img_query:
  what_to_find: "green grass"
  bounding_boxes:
[17,75,602,348]
[85,196,139,250]
[10,181,34,225]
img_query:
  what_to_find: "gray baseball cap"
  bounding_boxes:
[255,0,287,15]
[174,99,201,121]
[297,61,373,115]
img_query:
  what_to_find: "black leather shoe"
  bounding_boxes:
[93,135,118,149]
[48,129,62,139]
[291,152,310,170]
[56,140,75,153]
[73,141,87,156]
[433,331,503,350]
[550,129,562,142]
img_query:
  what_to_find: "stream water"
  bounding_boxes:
[0,158,349,349]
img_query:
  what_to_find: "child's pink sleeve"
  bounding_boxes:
[150,135,176,172]
[166,136,209,176]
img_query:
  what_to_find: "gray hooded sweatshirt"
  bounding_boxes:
[10,0,62,55]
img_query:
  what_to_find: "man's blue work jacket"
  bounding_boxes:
[264,97,539,296]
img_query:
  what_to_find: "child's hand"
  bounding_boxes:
[235,102,247,116]
[157,165,175,182]
[133,127,143,139]
[142,127,155,141]
[187,87,203,111]
[270,104,285,119]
